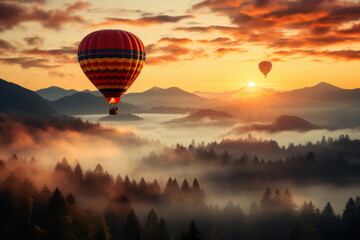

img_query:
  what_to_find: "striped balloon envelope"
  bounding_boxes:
[258,61,272,78]
[78,29,146,105]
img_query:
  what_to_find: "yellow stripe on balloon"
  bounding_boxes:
[80,64,143,72]
[79,57,144,65]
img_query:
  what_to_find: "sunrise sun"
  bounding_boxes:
[248,82,256,87]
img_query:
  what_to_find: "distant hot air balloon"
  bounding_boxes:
[78,29,146,115]
[258,61,272,78]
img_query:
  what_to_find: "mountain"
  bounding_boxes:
[216,82,360,128]
[277,82,360,103]
[50,93,141,115]
[36,86,78,101]
[37,86,211,110]
[195,86,276,100]
[0,78,56,117]
[165,108,234,125]
[121,87,210,108]
[234,115,322,133]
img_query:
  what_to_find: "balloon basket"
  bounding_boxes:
[109,104,119,115]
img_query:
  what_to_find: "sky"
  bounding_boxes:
[1,0,360,93]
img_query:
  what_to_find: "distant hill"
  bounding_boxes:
[234,115,322,133]
[217,82,360,128]
[277,82,360,104]
[0,78,56,117]
[195,86,276,100]
[50,93,141,115]
[37,85,210,111]
[36,86,79,101]
[121,87,210,108]
[165,108,234,125]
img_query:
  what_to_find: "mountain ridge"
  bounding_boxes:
[50,92,141,115]
[0,78,56,117]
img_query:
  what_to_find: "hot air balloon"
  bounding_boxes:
[258,61,272,78]
[78,29,146,115]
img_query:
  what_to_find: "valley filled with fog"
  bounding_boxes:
[69,113,360,213]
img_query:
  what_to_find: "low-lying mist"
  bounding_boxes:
[1,115,360,215]
[0,114,164,174]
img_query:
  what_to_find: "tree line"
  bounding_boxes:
[1,154,360,240]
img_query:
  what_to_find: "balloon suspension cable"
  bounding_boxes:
[109,103,119,115]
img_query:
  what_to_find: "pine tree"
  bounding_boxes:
[299,201,316,226]
[322,202,336,218]
[261,188,273,210]
[44,188,73,240]
[273,188,282,209]
[158,218,171,240]
[319,202,340,240]
[222,150,231,164]
[151,180,161,196]
[74,163,84,183]
[123,209,142,240]
[94,214,110,240]
[185,220,203,240]
[191,178,204,205]
[342,197,357,238]
[138,178,147,193]
[124,175,132,192]
[32,185,51,228]
[181,179,191,192]
[283,188,296,213]
[143,209,159,240]
[67,194,95,240]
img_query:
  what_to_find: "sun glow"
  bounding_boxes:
[248,82,256,87]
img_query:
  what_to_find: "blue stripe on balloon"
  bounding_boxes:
[78,48,145,57]
[78,53,146,62]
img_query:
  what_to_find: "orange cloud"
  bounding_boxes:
[196,37,240,46]
[184,0,360,59]
[274,49,360,60]
[0,39,16,50]
[23,36,44,46]
[90,15,193,28]
[157,37,193,45]
[0,57,59,69]
[214,47,247,57]
[65,1,91,13]
[0,1,89,31]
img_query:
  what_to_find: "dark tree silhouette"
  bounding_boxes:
[93,214,110,240]
[44,188,72,240]
[318,202,340,240]
[342,197,358,239]
[143,209,159,240]
[123,209,142,240]
[158,218,171,240]
[183,220,203,240]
